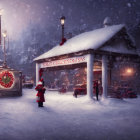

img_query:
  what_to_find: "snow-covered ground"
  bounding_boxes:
[0,88,140,140]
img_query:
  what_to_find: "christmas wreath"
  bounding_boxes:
[0,71,15,88]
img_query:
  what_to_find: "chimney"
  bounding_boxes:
[103,17,112,27]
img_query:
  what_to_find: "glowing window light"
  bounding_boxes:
[127,68,132,73]
[126,68,133,75]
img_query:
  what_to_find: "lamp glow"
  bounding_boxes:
[125,68,134,76]
[0,9,4,16]
[60,16,65,25]
[126,68,132,74]
[2,31,7,37]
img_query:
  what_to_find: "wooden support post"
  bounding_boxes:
[36,63,40,86]
[87,54,94,99]
[102,55,108,98]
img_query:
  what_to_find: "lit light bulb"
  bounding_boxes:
[126,68,132,73]
[2,31,7,37]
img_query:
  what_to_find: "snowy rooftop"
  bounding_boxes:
[34,24,126,61]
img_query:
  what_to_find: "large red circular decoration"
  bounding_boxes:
[0,70,15,89]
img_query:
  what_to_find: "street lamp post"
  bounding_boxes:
[60,16,65,40]
[2,31,7,67]
[60,16,67,46]
[0,14,1,46]
[0,9,3,46]
[0,9,4,46]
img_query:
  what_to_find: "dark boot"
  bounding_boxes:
[38,102,42,107]
[40,102,44,107]
[96,94,98,101]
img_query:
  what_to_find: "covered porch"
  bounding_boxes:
[34,24,139,99]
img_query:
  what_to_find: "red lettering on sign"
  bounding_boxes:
[40,56,86,68]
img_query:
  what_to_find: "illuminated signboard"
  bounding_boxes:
[0,70,15,89]
[40,56,86,68]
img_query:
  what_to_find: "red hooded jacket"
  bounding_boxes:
[35,82,46,102]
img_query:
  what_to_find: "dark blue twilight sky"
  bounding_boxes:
[0,0,140,40]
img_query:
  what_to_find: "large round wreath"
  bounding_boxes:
[0,71,15,88]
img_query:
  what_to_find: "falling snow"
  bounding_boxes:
[127,3,132,7]
[0,2,140,139]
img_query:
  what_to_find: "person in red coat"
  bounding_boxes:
[35,80,46,107]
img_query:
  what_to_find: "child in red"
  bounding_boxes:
[35,80,46,107]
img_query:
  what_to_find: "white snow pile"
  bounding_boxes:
[34,24,125,61]
[0,88,140,140]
